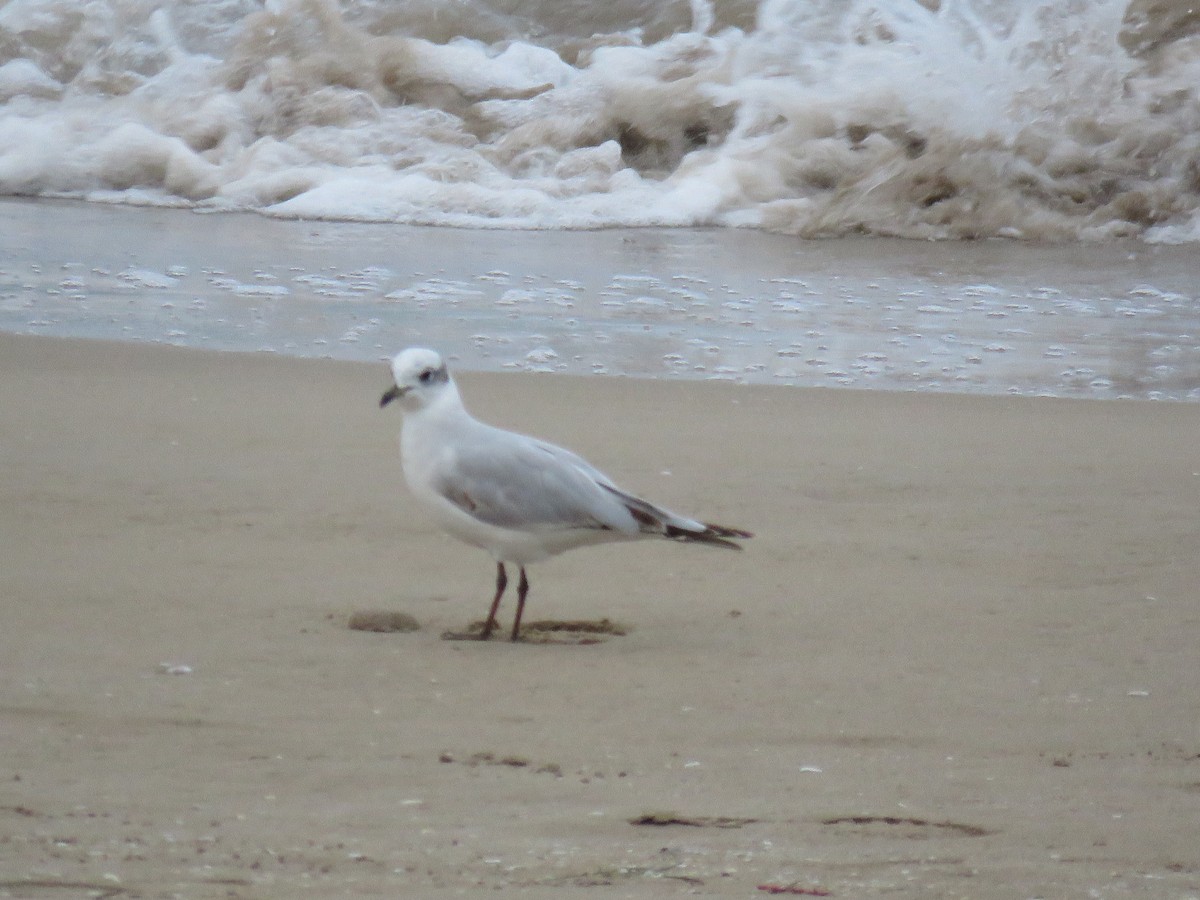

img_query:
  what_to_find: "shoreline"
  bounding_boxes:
[4,196,1199,401]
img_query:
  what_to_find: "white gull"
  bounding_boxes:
[380,347,751,641]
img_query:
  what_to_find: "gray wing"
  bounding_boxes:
[432,429,636,534]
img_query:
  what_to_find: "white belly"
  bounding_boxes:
[409,475,625,565]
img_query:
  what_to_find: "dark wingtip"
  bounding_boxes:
[666,523,753,549]
[705,523,754,540]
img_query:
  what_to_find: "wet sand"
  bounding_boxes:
[2,333,1198,898]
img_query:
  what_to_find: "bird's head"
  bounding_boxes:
[379,347,452,412]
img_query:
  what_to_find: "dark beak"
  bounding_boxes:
[379,384,404,408]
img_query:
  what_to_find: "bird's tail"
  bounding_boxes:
[664,521,754,550]
[601,484,752,550]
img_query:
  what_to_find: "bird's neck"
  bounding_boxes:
[407,381,473,432]
[400,382,474,476]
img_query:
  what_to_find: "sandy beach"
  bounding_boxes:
[2,332,1198,898]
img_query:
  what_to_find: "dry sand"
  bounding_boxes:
[1,333,1197,898]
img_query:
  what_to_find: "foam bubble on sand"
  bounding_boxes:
[120,268,178,289]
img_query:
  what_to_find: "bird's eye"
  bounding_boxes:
[418,368,433,384]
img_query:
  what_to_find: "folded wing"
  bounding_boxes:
[432,431,638,534]
[431,429,750,548]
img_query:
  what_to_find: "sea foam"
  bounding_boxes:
[2,0,1199,240]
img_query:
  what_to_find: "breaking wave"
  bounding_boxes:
[3,0,1200,240]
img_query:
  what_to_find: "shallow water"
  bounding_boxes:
[3,199,1198,399]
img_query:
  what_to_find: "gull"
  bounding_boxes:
[379,347,752,641]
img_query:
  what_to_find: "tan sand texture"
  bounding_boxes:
[1,333,1197,897]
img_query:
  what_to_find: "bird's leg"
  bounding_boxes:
[481,562,507,640]
[510,567,530,642]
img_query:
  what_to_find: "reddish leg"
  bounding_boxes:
[509,567,530,642]
[481,562,506,640]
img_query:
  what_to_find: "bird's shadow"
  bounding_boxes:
[441,618,630,644]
